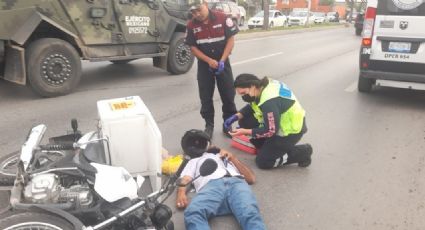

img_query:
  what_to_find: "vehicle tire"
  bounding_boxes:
[269,22,274,28]
[26,38,82,97]
[248,25,254,29]
[239,17,245,26]
[110,59,136,65]
[0,212,73,230]
[355,28,362,36]
[0,152,19,186]
[358,75,374,92]
[167,32,194,75]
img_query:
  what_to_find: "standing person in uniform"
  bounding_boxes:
[224,73,313,169]
[185,0,238,139]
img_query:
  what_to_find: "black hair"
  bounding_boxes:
[233,73,269,89]
[181,129,210,158]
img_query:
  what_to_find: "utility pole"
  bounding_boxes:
[263,0,270,30]
[305,0,311,27]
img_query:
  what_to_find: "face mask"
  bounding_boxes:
[242,94,256,103]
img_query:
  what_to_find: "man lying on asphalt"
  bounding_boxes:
[176,129,266,230]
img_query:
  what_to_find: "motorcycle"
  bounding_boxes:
[0,120,216,230]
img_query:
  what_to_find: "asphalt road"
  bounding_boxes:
[1,26,425,230]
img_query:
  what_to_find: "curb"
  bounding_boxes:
[236,24,347,40]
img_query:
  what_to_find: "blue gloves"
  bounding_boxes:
[224,114,238,131]
[208,61,225,76]
[215,61,225,75]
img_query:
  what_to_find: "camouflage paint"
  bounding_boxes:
[60,0,117,45]
[113,0,157,44]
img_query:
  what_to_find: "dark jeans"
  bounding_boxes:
[197,59,237,126]
[239,112,309,169]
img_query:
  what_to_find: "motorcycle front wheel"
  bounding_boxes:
[0,212,74,230]
[0,152,19,186]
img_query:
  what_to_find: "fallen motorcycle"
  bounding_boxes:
[0,120,216,229]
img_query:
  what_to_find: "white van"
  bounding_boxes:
[358,0,425,92]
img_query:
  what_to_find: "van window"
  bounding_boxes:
[377,0,425,16]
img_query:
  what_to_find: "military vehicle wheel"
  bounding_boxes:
[167,32,194,75]
[110,59,136,65]
[0,212,73,230]
[26,38,82,97]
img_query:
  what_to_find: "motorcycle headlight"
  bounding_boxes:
[150,204,172,228]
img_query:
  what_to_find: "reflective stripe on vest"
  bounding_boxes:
[250,79,305,136]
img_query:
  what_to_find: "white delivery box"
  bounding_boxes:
[97,96,162,191]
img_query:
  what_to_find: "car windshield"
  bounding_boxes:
[290,11,308,17]
[254,11,265,17]
[314,12,325,17]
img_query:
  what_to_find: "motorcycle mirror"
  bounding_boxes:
[71,119,78,132]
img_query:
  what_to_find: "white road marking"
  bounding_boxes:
[345,81,357,92]
[236,34,296,43]
[233,52,283,66]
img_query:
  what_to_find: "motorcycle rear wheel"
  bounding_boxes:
[0,212,73,230]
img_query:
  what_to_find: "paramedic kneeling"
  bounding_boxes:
[226,73,313,169]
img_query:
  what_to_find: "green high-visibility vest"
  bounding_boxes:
[250,79,305,137]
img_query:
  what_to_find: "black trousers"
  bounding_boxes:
[197,59,237,126]
[239,111,309,169]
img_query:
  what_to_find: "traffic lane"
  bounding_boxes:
[232,28,360,79]
[0,59,199,154]
[257,53,425,228]
[0,27,424,229]
[162,50,425,229]
[0,28,356,155]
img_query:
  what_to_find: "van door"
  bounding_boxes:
[371,0,425,64]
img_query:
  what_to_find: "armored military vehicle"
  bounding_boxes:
[0,0,194,97]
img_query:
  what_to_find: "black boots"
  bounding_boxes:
[204,122,214,139]
[297,143,313,167]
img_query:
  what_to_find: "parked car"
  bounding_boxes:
[348,11,358,22]
[208,1,242,26]
[358,0,425,92]
[238,6,247,26]
[326,11,340,22]
[354,12,364,35]
[288,11,315,26]
[313,12,326,23]
[247,10,287,29]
